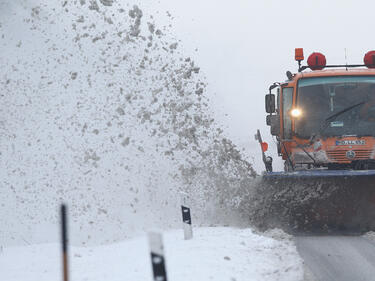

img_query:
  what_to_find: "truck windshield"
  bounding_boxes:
[295,76,375,138]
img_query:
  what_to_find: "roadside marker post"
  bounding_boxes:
[180,192,193,240]
[148,232,168,281]
[61,204,69,281]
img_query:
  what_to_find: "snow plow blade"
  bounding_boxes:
[257,170,375,234]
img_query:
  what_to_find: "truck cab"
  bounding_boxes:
[266,49,375,171]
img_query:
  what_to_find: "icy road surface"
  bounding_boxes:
[296,236,375,281]
[1,227,303,281]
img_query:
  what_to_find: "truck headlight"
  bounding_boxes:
[290,108,302,118]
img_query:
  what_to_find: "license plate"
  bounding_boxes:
[336,140,366,145]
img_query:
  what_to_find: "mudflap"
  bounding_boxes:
[258,170,375,234]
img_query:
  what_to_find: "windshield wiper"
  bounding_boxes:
[324,100,366,123]
[310,100,366,142]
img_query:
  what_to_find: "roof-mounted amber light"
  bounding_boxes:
[295,48,304,61]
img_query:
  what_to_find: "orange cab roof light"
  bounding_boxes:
[296,49,375,72]
[364,50,375,69]
[307,52,326,71]
[295,48,304,61]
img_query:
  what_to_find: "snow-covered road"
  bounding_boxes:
[1,227,303,281]
[296,235,375,281]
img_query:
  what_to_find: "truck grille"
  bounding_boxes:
[327,149,372,163]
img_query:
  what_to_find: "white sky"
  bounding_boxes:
[140,0,375,172]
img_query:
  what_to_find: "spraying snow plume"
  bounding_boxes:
[0,1,256,245]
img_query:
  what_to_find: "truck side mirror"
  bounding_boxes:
[265,94,276,113]
[266,115,271,125]
[267,114,280,136]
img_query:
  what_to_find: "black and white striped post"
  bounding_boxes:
[180,192,193,240]
[60,204,69,281]
[148,232,168,281]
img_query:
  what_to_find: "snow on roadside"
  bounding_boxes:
[363,231,375,241]
[0,227,304,281]
[0,3,305,280]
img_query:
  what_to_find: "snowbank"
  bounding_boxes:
[1,227,303,281]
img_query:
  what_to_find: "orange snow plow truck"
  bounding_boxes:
[256,49,375,234]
